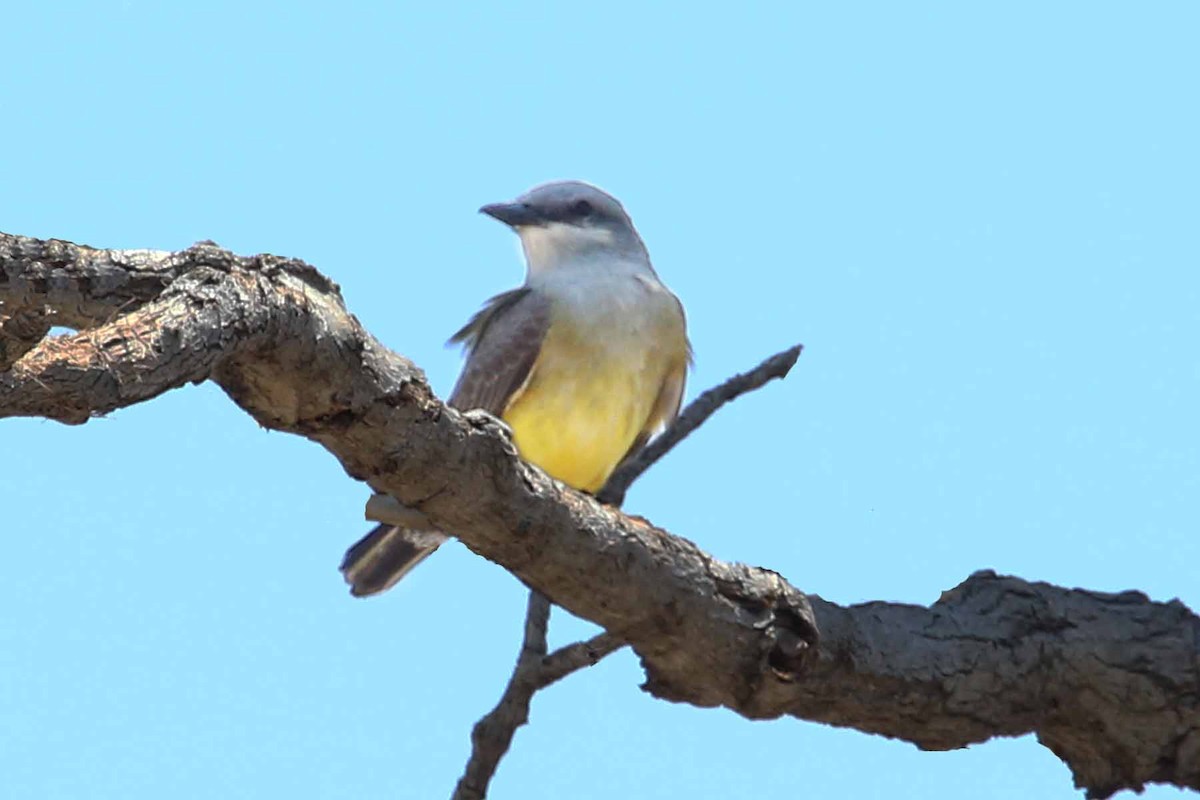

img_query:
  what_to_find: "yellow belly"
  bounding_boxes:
[503,361,654,493]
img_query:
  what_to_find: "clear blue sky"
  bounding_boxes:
[3,3,1197,798]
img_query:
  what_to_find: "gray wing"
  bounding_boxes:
[447,287,552,415]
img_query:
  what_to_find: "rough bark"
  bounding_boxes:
[2,231,1197,798]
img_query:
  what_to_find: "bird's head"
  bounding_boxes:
[480,180,647,274]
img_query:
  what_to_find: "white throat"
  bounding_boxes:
[518,222,626,277]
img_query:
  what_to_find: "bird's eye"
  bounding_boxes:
[572,199,594,217]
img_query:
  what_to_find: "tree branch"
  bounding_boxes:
[451,618,623,799]
[537,632,624,690]
[0,305,52,371]
[3,231,1196,798]
[452,592,552,800]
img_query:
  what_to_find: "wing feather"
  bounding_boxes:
[448,287,552,416]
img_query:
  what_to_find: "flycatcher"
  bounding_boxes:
[341,180,690,596]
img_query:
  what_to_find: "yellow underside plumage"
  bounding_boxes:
[502,310,682,494]
[504,379,645,493]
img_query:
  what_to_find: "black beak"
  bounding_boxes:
[479,201,544,227]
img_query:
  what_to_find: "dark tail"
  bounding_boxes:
[340,523,447,597]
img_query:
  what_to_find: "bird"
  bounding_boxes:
[340,180,691,596]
